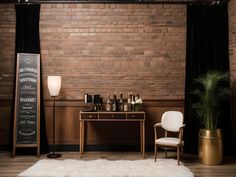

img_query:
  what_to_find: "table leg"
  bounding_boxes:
[81,121,84,153]
[142,120,145,158]
[140,121,143,155]
[79,121,83,158]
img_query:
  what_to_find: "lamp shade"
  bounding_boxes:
[47,76,61,96]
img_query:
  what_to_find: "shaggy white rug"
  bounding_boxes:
[18,159,194,177]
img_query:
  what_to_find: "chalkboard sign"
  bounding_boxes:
[13,53,40,157]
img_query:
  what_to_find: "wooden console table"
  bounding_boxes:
[79,111,145,158]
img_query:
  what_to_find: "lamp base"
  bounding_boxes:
[47,152,62,158]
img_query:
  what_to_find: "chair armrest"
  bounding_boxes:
[180,124,185,128]
[179,124,185,130]
[154,123,162,128]
[178,124,185,145]
[154,123,162,140]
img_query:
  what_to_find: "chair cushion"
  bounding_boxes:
[155,137,184,146]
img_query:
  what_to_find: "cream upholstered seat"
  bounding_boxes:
[155,137,181,146]
[154,111,185,165]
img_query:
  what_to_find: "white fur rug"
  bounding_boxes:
[18,159,194,177]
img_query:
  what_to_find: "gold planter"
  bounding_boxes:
[198,129,223,165]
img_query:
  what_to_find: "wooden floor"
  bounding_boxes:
[0,151,236,177]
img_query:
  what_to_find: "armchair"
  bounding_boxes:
[154,111,185,165]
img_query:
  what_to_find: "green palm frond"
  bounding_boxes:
[192,70,229,130]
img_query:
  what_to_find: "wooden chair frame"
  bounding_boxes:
[154,122,185,165]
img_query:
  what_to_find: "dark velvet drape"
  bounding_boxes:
[14,4,48,154]
[184,3,232,154]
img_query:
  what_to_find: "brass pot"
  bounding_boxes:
[198,129,223,165]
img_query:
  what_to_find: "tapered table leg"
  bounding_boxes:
[140,121,143,155]
[142,120,145,158]
[79,121,83,158]
[81,121,84,153]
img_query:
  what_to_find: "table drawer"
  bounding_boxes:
[127,114,145,119]
[99,113,126,119]
[81,113,98,119]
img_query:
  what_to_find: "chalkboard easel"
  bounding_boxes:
[13,53,40,157]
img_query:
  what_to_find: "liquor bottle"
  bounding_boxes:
[112,94,117,112]
[127,92,131,104]
[93,94,99,112]
[124,102,128,112]
[98,97,103,111]
[131,94,135,111]
[123,93,128,111]
[127,92,132,111]
[119,93,124,112]
[105,94,112,112]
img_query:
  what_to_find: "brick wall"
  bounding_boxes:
[0,4,186,101]
[229,0,236,148]
[0,3,186,147]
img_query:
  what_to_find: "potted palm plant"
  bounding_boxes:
[192,70,229,165]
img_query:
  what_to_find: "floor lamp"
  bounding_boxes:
[47,76,62,158]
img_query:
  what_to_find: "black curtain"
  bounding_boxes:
[184,3,232,154]
[13,4,48,154]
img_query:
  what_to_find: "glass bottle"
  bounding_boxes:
[124,102,128,112]
[131,94,135,111]
[105,94,112,112]
[128,92,132,111]
[127,92,131,105]
[119,93,124,112]
[112,94,117,112]
[98,97,103,111]
[124,93,128,112]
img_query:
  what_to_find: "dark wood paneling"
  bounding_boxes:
[45,106,81,144]
[0,107,12,145]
